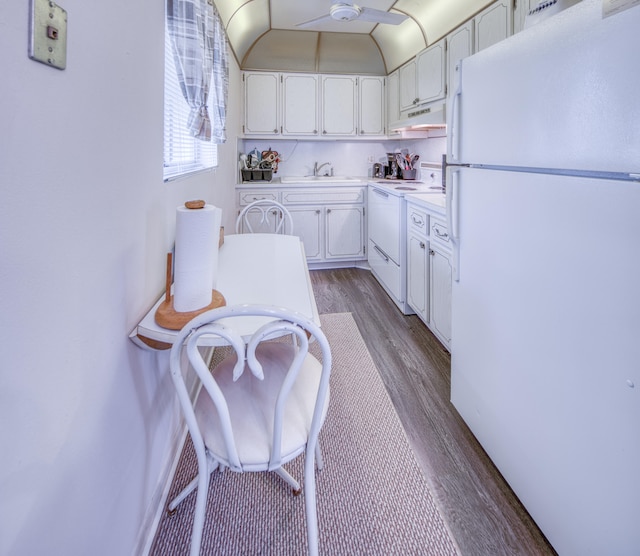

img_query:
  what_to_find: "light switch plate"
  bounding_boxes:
[29,0,67,70]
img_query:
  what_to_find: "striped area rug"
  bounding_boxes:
[151,312,459,555]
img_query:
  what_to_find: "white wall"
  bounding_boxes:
[0,1,240,554]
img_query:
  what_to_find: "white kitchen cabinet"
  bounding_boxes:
[398,58,417,113]
[446,20,474,99]
[283,187,366,262]
[406,203,429,323]
[244,72,318,137]
[358,76,385,136]
[429,243,452,348]
[416,38,446,106]
[243,71,385,139]
[289,204,365,262]
[243,72,279,136]
[236,190,282,234]
[325,205,365,259]
[407,234,429,323]
[238,185,366,265]
[321,75,357,136]
[288,206,323,260]
[387,69,401,131]
[475,0,512,53]
[428,216,452,349]
[281,73,319,136]
[406,199,451,350]
[398,37,446,115]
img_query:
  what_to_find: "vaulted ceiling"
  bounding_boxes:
[214,0,494,75]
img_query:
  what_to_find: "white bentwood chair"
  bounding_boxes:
[167,304,331,556]
[235,199,294,235]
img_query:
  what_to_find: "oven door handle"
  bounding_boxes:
[371,187,389,198]
[373,244,390,262]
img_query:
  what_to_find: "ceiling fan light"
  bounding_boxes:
[330,4,361,21]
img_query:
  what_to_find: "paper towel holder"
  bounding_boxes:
[155,237,226,331]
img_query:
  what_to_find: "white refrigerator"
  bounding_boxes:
[445,1,640,554]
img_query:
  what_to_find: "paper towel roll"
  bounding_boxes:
[173,203,222,313]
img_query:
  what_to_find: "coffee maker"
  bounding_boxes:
[384,152,401,179]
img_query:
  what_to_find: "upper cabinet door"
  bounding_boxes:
[475,0,513,53]
[359,76,385,136]
[447,20,474,98]
[398,59,417,112]
[321,75,357,136]
[243,72,279,135]
[416,38,446,105]
[387,69,400,127]
[281,73,319,136]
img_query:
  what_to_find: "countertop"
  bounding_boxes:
[405,192,447,214]
[237,176,369,188]
[237,176,435,188]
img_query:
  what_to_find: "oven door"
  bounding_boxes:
[367,185,401,264]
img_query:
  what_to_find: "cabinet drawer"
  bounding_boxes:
[407,205,428,236]
[368,239,401,303]
[238,190,279,205]
[430,217,451,247]
[281,188,364,205]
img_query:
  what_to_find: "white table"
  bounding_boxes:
[130,234,320,350]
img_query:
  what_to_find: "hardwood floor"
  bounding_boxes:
[310,267,556,556]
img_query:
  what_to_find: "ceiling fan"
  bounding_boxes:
[295,1,409,29]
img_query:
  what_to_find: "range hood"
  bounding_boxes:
[390,101,447,133]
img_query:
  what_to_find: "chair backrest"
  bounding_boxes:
[235,199,294,235]
[169,304,331,472]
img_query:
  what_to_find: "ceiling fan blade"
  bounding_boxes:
[357,7,408,25]
[295,13,335,29]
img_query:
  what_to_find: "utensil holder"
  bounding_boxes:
[402,169,417,180]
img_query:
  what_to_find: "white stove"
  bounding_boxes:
[369,161,443,197]
[367,161,443,314]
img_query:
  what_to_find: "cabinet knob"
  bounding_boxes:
[274,129,278,133]
[315,209,321,214]
[327,208,332,213]
[429,249,435,256]
[323,130,327,135]
[420,241,425,249]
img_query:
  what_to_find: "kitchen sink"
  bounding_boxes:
[280,176,361,183]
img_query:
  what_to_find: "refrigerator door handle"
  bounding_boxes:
[447,62,463,164]
[446,168,460,282]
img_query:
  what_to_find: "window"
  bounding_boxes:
[163,27,217,181]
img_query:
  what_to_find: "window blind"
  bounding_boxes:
[163,22,217,181]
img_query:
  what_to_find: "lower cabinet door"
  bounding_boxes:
[429,246,452,347]
[407,234,429,323]
[288,206,323,260]
[325,205,365,259]
[241,208,280,234]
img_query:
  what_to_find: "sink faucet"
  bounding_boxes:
[314,161,333,177]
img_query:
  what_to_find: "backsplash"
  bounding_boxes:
[237,137,446,181]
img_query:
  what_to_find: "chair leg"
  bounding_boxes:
[315,443,323,471]
[167,457,219,515]
[274,467,301,495]
[303,450,319,556]
[189,464,211,556]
